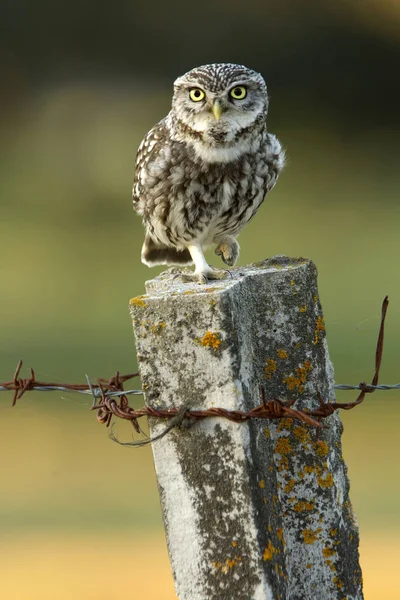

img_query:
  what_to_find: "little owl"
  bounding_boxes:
[132,63,285,283]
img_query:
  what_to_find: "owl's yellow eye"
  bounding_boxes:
[189,88,205,102]
[230,86,247,100]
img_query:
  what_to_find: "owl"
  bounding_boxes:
[132,63,285,283]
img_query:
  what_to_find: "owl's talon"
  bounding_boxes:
[180,269,228,284]
[214,239,240,267]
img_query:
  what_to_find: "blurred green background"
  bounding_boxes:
[1,1,400,598]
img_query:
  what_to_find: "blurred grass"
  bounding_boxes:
[1,82,400,597]
[0,532,398,600]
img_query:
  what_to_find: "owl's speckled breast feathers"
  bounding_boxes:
[132,63,285,283]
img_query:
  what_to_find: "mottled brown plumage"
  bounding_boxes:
[133,63,285,282]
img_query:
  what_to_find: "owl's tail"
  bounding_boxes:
[141,235,193,267]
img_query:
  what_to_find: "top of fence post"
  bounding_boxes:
[130,255,363,600]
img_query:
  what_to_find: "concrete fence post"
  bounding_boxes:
[130,255,363,600]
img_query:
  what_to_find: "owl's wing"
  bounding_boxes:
[132,118,168,210]
[265,132,286,194]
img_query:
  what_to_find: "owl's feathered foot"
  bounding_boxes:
[177,243,230,284]
[214,237,240,266]
[180,268,229,284]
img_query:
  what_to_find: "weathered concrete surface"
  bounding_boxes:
[130,256,363,600]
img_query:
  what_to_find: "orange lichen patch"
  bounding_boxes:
[277,349,288,359]
[275,438,292,455]
[295,342,301,349]
[259,480,265,489]
[272,495,278,508]
[306,563,312,569]
[313,316,326,345]
[198,331,221,351]
[283,360,313,393]
[231,541,237,547]
[323,547,336,559]
[212,557,242,574]
[302,528,321,544]
[293,500,314,512]
[277,456,289,471]
[277,418,293,431]
[284,479,295,493]
[277,528,284,541]
[303,465,316,475]
[265,358,277,379]
[151,322,166,334]
[293,426,311,445]
[333,576,343,589]
[129,295,147,308]
[315,441,329,457]
[330,529,337,537]
[263,540,279,561]
[299,305,307,313]
[318,473,334,489]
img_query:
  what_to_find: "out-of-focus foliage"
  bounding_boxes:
[1,2,399,598]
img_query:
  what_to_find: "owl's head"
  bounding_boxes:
[171,63,268,142]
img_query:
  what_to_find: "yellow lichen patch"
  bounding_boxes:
[293,500,314,512]
[262,540,279,561]
[198,331,221,351]
[306,563,312,569]
[277,417,293,431]
[313,316,326,345]
[284,479,295,493]
[231,541,237,547]
[183,290,196,295]
[322,547,336,559]
[302,528,321,544]
[209,299,216,307]
[129,295,147,308]
[330,529,337,537]
[333,576,343,589]
[275,437,292,455]
[314,295,319,302]
[272,495,278,508]
[277,456,289,471]
[151,321,166,334]
[283,360,313,393]
[212,556,242,574]
[267,524,272,533]
[265,358,277,379]
[318,473,334,488]
[259,480,265,489]
[277,349,288,359]
[299,305,307,313]
[304,465,316,475]
[315,440,329,457]
[264,427,271,438]
[293,426,311,445]
[290,280,295,286]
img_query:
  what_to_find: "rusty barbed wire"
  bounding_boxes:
[0,296,391,440]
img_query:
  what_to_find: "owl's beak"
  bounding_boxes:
[212,100,224,121]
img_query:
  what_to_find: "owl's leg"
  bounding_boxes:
[214,236,240,266]
[181,244,228,284]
